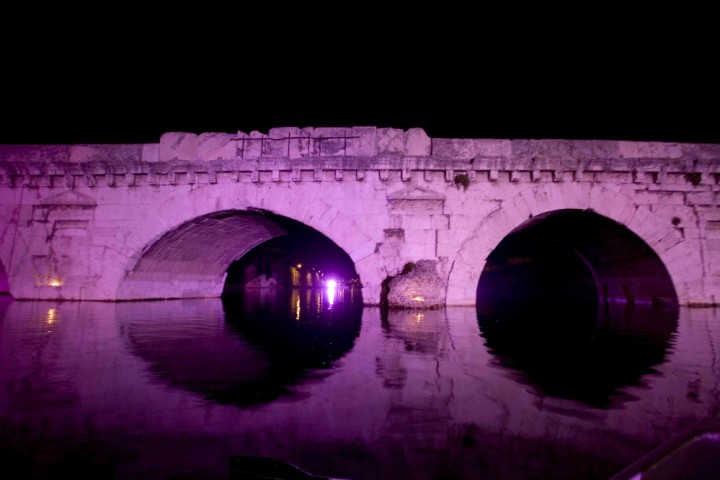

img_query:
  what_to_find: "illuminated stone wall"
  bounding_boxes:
[0,128,719,305]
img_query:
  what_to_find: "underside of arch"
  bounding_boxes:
[117,210,292,300]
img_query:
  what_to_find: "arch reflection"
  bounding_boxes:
[118,289,362,407]
[478,295,678,407]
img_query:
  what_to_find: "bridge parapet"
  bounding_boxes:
[1,128,719,190]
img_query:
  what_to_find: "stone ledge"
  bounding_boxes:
[1,130,718,188]
[3,129,717,164]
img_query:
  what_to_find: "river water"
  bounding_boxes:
[0,290,718,479]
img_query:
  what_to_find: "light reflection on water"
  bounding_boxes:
[0,293,719,479]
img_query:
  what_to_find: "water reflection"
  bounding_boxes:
[477,299,679,407]
[381,309,449,357]
[1,296,718,479]
[118,288,362,407]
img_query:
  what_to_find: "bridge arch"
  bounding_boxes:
[447,183,695,306]
[115,195,377,301]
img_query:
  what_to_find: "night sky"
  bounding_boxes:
[4,75,716,146]
[3,20,717,146]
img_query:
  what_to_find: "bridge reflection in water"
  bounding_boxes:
[119,288,363,407]
[0,291,718,479]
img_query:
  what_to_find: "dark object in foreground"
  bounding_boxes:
[230,456,350,480]
[610,419,720,480]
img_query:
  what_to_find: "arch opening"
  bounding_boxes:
[476,209,679,406]
[477,209,678,314]
[222,221,358,296]
[117,209,360,301]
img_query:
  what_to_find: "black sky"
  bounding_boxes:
[3,17,717,146]
[4,77,716,145]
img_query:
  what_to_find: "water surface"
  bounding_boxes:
[0,291,718,479]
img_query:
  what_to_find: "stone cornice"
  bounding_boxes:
[1,128,719,188]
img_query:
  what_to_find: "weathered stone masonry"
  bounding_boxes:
[1,127,719,306]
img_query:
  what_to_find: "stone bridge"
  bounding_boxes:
[1,127,719,306]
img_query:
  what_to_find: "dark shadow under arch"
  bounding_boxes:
[222,220,358,296]
[477,209,677,312]
[476,209,679,407]
[117,292,363,407]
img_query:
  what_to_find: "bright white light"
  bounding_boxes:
[326,280,337,306]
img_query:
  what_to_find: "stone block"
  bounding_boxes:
[512,140,573,163]
[389,199,444,215]
[572,140,621,160]
[349,241,376,262]
[351,127,377,156]
[619,141,682,159]
[387,215,403,229]
[69,145,110,164]
[404,128,431,156]
[398,215,432,229]
[159,132,198,162]
[287,130,313,159]
[661,242,695,265]
[588,187,627,221]
[142,143,159,162]
[687,191,718,205]
[377,128,404,155]
[198,133,237,161]
[431,215,450,230]
[403,242,436,259]
[432,138,511,160]
[262,136,290,157]
[474,139,512,158]
[436,242,457,258]
[450,214,482,231]
[268,126,301,139]
[437,229,469,246]
[242,131,265,159]
[501,196,531,225]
